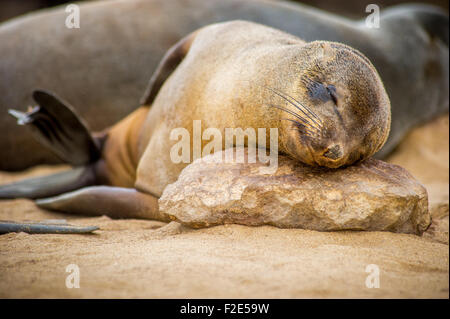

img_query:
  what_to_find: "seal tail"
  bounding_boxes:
[8,90,101,166]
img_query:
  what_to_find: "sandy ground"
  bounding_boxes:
[0,114,448,298]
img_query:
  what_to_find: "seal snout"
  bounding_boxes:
[322,144,343,160]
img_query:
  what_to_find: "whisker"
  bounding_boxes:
[269,104,321,133]
[289,127,313,138]
[281,118,315,136]
[239,80,324,134]
[264,85,323,127]
[289,128,313,137]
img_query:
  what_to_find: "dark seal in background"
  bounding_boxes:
[1,0,448,22]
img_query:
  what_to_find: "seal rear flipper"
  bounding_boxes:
[9,90,101,166]
[36,186,169,221]
[0,166,96,199]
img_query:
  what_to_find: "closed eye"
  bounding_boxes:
[306,81,338,105]
[326,84,338,105]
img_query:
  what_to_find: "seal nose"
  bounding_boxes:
[322,144,342,160]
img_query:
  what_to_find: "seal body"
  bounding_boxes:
[113,21,390,196]
[0,0,447,170]
[0,21,391,221]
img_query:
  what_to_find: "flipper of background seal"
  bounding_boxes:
[0,166,97,199]
[9,90,101,166]
[0,90,101,199]
[0,0,448,169]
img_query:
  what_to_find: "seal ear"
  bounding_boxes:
[140,30,199,106]
[8,90,101,166]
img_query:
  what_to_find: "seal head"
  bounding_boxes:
[280,41,391,168]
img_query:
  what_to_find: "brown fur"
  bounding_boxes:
[101,21,390,197]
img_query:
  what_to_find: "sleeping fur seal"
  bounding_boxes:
[0,21,390,220]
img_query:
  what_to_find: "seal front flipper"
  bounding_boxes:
[9,90,101,166]
[0,166,97,199]
[140,30,199,106]
[36,186,170,221]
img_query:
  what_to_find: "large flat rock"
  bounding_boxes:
[160,148,431,234]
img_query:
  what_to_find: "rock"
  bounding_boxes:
[387,114,449,205]
[159,148,431,234]
[423,203,449,244]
